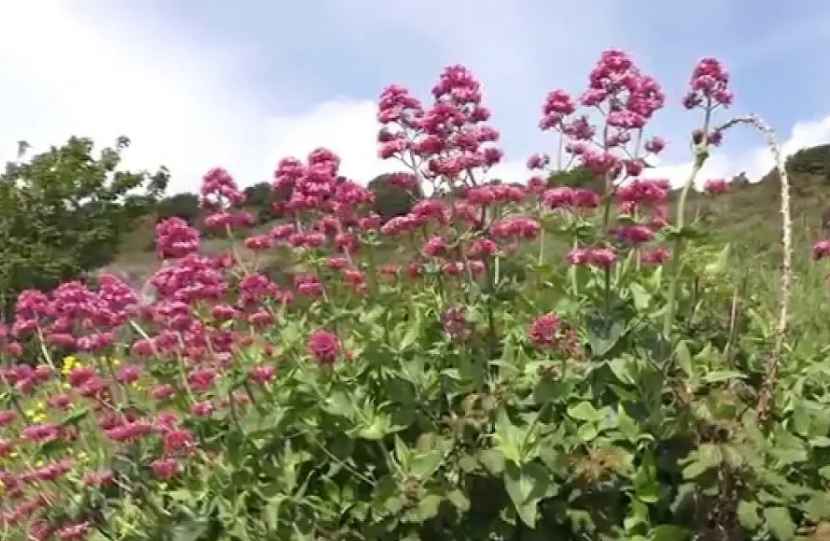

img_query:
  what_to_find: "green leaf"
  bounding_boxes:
[701,370,746,384]
[479,449,505,475]
[265,496,287,531]
[819,465,830,480]
[577,422,599,442]
[170,520,211,541]
[675,341,693,379]
[769,429,808,466]
[634,453,661,504]
[737,500,762,530]
[59,407,90,427]
[534,379,570,404]
[587,316,626,358]
[803,493,830,521]
[682,444,722,479]
[503,462,553,528]
[567,401,604,422]
[447,489,471,512]
[704,243,731,276]
[764,507,796,541]
[410,450,443,480]
[617,405,640,443]
[415,494,443,521]
[651,525,690,541]
[608,358,636,385]
[399,310,422,351]
[494,409,524,465]
[630,282,651,311]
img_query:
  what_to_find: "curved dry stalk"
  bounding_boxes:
[716,114,792,420]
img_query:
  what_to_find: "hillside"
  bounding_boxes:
[106,145,830,287]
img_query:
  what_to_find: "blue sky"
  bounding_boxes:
[0,1,828,192]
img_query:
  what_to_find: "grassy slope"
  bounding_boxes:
[106,151,830,330]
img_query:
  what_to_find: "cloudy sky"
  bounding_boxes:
[0,1,828,193]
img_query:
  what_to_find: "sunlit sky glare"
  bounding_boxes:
[0,1,828,193]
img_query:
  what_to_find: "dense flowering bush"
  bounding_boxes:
[1,51,829,541]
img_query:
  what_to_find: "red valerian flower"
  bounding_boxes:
[0,409,17,427]
[56,521,91,541]
[151,457,181,480]
[155,217,200,259]
[617,179,670,207]
[244,234,273,251]
[22,422,62,443]
[249,364,276,384]
[151,384,176,401]
[441,306,471,341]
[703,178,729,195]
[529,313,561,348]
[567,247,618,269]
[423,236,449,257]
[83,469,114,488]
[642,247,671,265]
[190,401,215,417]
[163,428,196,456]
[684,57,733,110]
[308,329,341,364]
[616,225,655,245]
[813,240,830,261]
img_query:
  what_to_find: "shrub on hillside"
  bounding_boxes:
[368,172,422,220]
[155,192,200,223]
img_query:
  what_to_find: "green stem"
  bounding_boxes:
[662,151,708,342]
[604,266,611,316]
[662,104,713,346]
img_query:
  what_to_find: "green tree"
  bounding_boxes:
[243,181,284,223]
[548,166,601,189]
[0,136,167,313]
[368,173,422,220]
[156,192,200,223]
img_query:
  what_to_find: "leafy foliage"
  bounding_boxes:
[1,54,830,541]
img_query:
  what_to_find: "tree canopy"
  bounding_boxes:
[0,136,167,314]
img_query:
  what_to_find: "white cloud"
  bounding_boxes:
[488,160,531,184]
[650,114,830,189]
[260,99,387,184]
[0,3,261,193]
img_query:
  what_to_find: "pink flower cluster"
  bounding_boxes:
[542,187,600,210]
[703,178,729,195]
[567,247,618,269]
[814,240,830,261]
[528,313,561,348]
[683,57,733,110]
[155,217,200,259]
[10,275,137,355]
[377,65,502,182]
[200,168,255,231]
[533,50,666,181]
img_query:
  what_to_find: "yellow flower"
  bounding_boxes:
[62,355,81,375]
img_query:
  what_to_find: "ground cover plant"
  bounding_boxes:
[2,50,830,541]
